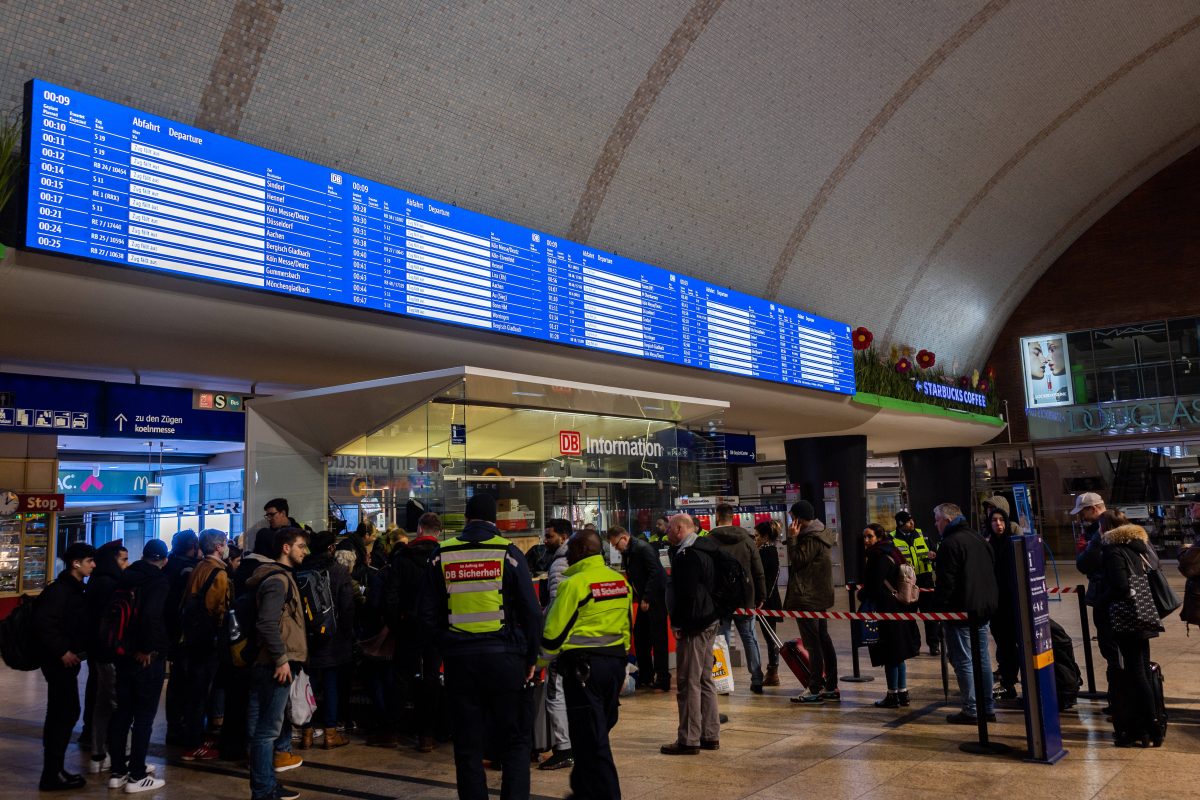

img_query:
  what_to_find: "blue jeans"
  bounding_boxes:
[884,661,907,691]
[945,622,994,717]
[720,616,764,688]
[247,665,291,800]
[108,658,165,780]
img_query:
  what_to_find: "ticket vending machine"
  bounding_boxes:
[823,482,844,586]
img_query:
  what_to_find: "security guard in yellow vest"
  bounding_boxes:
[540,530,632,800]
[417,494,542,800]
[888,510,941,655]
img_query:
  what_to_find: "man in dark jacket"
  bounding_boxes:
[162,529,199,745]
[180,530,232,760]
[661,513,721,755]
[83,541,127,775]
[395,512,444,753]
[35,542,95,791]
[608,524,670,692]
[107,539,170,793]
[416,494,541,800]
[1072,492,1117,678]
[984,503,1021,701]
[785,500,840,704]
[933,502,998,724]
[296,531,354,751]
[709,504,767,693]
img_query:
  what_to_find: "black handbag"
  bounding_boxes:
[1110,553,1162,635]
[1142,554,1182,619]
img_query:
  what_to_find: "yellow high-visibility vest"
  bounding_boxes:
[440,535,511,634]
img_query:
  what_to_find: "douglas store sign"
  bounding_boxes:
[1028,395,1200,440]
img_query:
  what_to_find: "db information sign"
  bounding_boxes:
[559,430,582,456]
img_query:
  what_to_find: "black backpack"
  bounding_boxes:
[295,567,337,646]
[97,586,140,662]
[180,568,222,652]
[0,593,43,670]
[223,588,258,668]
[707,547,748,618]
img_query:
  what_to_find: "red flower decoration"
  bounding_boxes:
[958,375,970,388]
[852,326,874,350]
[895,357,912,374]
[916,349,936,369]
[977,379,991,393]
[985,364,996,380]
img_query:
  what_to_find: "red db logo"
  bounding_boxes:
[559,431,582,456]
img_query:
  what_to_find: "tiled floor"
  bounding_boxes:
[4,566,1199,799]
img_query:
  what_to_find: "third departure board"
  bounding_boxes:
[24,79,855,394]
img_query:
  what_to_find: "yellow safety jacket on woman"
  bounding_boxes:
[440,534,512,633]
[539,554,632,667]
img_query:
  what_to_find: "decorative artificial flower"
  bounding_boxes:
[895,357,913,374]
[958,375,970,388]
[852,327,874,350]
[977,379,991,393]
[985,364,996,380]
[971,369,980,388]
[916,349,936,369]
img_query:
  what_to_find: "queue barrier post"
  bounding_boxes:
[958,620,1014,757]
[1075,583,1101,698]
[841,584,873,683]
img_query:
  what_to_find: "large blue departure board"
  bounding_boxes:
[24,79,855,394]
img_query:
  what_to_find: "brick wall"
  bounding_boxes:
[987,146,1200,442]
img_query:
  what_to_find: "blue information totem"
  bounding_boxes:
[1010,484,1067,764]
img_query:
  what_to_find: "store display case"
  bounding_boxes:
[0,512,54,595]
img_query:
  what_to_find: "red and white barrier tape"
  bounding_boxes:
[734,608,967,621]
[845,584,1078,594]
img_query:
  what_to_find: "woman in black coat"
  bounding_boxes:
[755,520,784,686]
[858,524,920,708]
[297,531,356,750]
[1100,521,1163,747]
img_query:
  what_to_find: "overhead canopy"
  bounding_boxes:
[247,367,727,457]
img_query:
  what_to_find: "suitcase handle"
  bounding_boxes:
[750,608,785,649]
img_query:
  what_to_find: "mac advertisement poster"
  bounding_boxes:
[1020,333,1074,408]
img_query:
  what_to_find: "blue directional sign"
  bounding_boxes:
[0,373,104,434]
[103,384,244,441]
[24,79,856,395]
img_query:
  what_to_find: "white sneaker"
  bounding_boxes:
[124,775,165,794]
[89,754,111,773]
[108,773,129,789]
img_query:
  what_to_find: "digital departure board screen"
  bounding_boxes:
[24,79,855,394]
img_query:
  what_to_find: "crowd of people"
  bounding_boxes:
[24,489,1184,797]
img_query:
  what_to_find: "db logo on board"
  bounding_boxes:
[559,431,582,456]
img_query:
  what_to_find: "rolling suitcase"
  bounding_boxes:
[757,611,817,691]
[1109,660,1167,745]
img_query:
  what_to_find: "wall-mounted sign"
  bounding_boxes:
[0,373,103,434]
[1027,395,1200,440]
[193,391,246,412]
[559,431,582,456]
[58,470,151,495]
[18,494,65,513]
[1020,333,1073,408]
[913,380,988,409]
[723,433,758,464]
[450,424,466,445]
[104,384,244,441]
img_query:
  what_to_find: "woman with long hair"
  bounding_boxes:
[858,523,920,708]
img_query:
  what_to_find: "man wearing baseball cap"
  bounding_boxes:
[1073,492,1117,682]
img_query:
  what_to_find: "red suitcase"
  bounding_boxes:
[757,611,818,690]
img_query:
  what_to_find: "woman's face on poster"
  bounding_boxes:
[1045,338,1066,376]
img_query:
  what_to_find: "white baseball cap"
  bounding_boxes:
[1070,492,1104,515]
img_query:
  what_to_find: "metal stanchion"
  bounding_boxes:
[1075,583,1102,698]
[842,584,873,683]
[959,621,1013,757]
[940,623,949,700]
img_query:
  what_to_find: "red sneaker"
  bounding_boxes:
[181,744,219,761]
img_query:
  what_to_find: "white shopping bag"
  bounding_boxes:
[287,668,317,726]
[712,638,735,695]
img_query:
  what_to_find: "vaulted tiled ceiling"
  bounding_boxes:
[3,0,1198,368]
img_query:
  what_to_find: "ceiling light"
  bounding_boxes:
[644,405,663,411]
[512,391,545,398]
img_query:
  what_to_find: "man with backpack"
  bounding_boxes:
[162,530,200,745]
[709,504,767,694]
[389,512,444,753]
[180,530,232,761]
[785,500,840,705]
[661,513,722,755]
[295,530,354,751]
[34,541,95,791]
[105,538,170,794]
[245,527,309,800]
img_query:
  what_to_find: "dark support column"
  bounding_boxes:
[900,447,973,533]
[784,435,867,585]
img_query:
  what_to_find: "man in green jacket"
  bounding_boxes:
[784,500,839,705]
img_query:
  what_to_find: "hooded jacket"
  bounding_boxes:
[667,534,721,634]
[1100,524,1161,636]
[118,559,170,656]
[784,519,837,612]
[1075,519,1104,607]
[35,572,88,662]
[709,525,766,609]
[247,561,308,668]
[934,516,998,620]
[546,540,570,603]
[85,546,126,656]
[983,496,1023,538]
[986,507,1021,611]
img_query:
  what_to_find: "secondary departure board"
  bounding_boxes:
[24,79,855,394]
